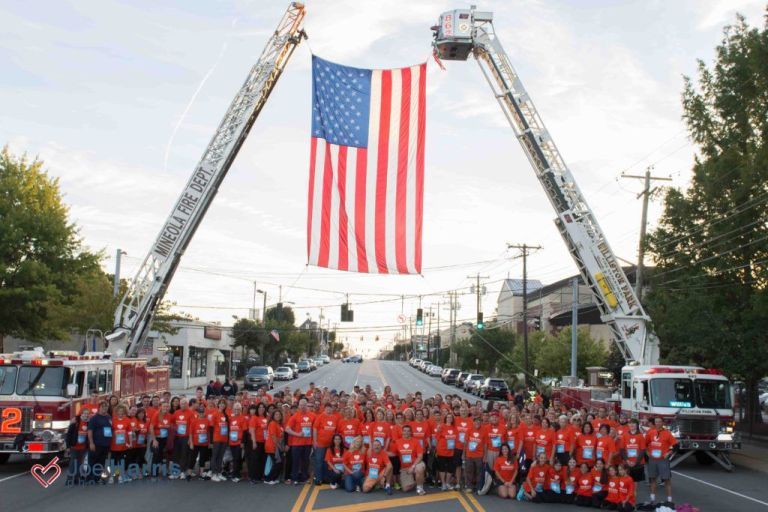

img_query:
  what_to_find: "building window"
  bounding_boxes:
[189,347,208,378]
[168,346,184,379]
[215,351,230,377]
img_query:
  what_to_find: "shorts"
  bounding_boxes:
[399,461,424,488]
[629,464,645,482]
[436,455,456,473]
[452,450,463,467]
[646,459,671,481]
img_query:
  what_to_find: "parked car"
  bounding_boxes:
[411,358,422,368]
[419,361,433,372]
[314,357,325,366]
[478,378,509,400]
[297,360,311,372]
[307,359,317,370]
[464,374,485,393]
[455,372,470,387]
[442,369,461,385]
[274,366,293,381]
[427,365,443,377]
[320,355,331,364]
[284,362,299,378]
[245,366,274,390]
[343,355,363,363]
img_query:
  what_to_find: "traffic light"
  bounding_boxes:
[416,308,423,326]
[341,303,354,322]
[477,312,484,330]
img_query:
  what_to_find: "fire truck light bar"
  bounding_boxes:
[644,367,685,374]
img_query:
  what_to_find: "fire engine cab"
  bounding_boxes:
[0,348,169,463]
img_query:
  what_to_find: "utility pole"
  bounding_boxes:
[507,243,542,386]
[436,301,441,364]
[252,281,258,320]
[571,277,579,378]
[113,249,126,298]
[427,306,433,360]
[621,167,672,302]
[467,273,489,328]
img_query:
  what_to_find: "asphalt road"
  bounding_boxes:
[1,360,767,512]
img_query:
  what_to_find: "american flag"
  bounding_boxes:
[270,329,280,342]
[307,56,426,274]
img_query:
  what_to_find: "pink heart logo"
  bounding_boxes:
[31,456,61,488]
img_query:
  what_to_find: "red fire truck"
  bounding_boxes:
[0,348,168,463]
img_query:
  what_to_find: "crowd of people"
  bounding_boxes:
[66,380,679,511]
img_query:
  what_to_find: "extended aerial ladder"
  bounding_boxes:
[433,7,660,366]
[108,3,306,357]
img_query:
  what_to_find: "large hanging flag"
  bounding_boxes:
[307,56,426,274]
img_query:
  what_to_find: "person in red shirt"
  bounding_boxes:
[227,402,246,482]
[523,452,552,502]
[617,463,636,511]
[209,399,229,482]
[342,437,367,492]
[188,401,211,479]
[603,464,622,509]
[170,399,194,478]
[574,462,594,507]
[110,405,133,483]
[150,402,172,474]
[337,407,361,448]
[65,408,90,485]
[325,433,346,489]
[313,402,339,484]
[492,444,518,499]
[361,409,375,447]
[542,458,566,503]
[554,415,575,465]
[264,409,285,484]
[408,409,431,451]
[285,399,315,484]
[481,413,505,471]
[132,408,149,476]
[463,417,485,494]
[394,425,426,495]
[620,418,646,482]
[454,407,473,489]
[363,439,393,493]
[436,413,458,490]
[590,458,609,508]
[247,403,268,483]
[574,421,598,467]
[596,424,617,465]
[518,418,540,481]
[534,417,556,462]
[643,416,678,508]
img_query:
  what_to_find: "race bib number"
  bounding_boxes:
[302,426,311,438]
[468,441,479,452]
[369,467,379,479]
[627,448,638,459]
[507,439,515,450]
[77,434,87,445]
[177,424,187,436]
[264,430,268,441]
[418,439,424,447]
[220,425,228,436]
[535,483,543,492]
[582,446,593,460]
[230,431,239,442]
[374,436,385,446]
[447,439,455,450]
[363,435,371,445]
[344,435,354,446]
[565,484,575,494]
[550,482,561,493]
[536,445,545,455]
[491,436,501,448]
[334,463,343,472]
[198,432,208,444]
[651,449,662,458]
[459,432,465,443]
[596,448,603,460]
[159,428,168,438]
[103,426,112,438]
[592,484,602,493]
[402,453,412,464]
[137,434,146,445]
[556,444,565,453]
[115,433,125,445]
[352,463,362,472]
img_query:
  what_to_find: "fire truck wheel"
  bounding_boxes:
[0,453,10,465]
[694,450,715,465]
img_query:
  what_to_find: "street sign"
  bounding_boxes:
[397,314,406,324]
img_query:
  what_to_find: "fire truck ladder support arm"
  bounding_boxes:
[109,2,307,358]
[432,7,659,366]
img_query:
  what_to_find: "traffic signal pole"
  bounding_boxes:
[468,273,489,329]
[507,243,541,386]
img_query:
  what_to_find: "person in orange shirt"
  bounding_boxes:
[643,416,678,508]
[603,464,622,509]
[363,439,393,493]
[617,463,636,511]
[481,413,505,472]
[248,403,268,483]
[620,418,647,483]
[188,401,211,480]
[110,404,133,484]
[325,433,346,489]
[209,399,230,482]
[518,417,540,483]
[574,462,594,507]
[574,422,598,467]
[285,398,315,484]
[542,458,566,503]
[596,424,617,465]
[463,416,485,494]
[337,407,361,448]
[149,402,172,474]
[523,452,551,502]
[65,408,90,486]
[342,436,367,492]
[534,417,556,462]
[492,444,518,499]
[313,402,339,484]
[435,413,458,490]
[360,408,375,447]
[408,408,431,452]
[394,425,426,495]
[590,458,609,508]
[554,415,575,465]
[454,407,472,489]
[226,402,246,482]
[264,409,285,484]
[132,408,150,475]
[170,398,194,479]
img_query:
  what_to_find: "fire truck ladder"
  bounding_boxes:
[109,3,307,358]
[434,8,659,366]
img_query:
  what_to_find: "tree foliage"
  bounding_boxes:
[454,328,516,375]
[0,147,103,346]
[645,13,768,423]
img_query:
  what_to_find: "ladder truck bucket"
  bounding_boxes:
[433,9,476,60]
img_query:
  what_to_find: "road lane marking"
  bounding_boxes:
[672,471,768,507]
[304,483,324,510]
[464,490,486,512]
[310,490,468,512]
[0,472,26,484]
[290,481,313,512]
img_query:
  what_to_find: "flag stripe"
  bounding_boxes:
[385,69,401,274]
[318,141,333,268]
[337,145,349,271]
[328,144,340,269]
[405,64,420,274]
[355,147,368,272]
[415,64,426,273]
[365,71,381,274]
[307,137,318,261]
[395,67,411,274]
[375,70,392,274]
[308,138,324,266]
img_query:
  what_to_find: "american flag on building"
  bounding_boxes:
[306,56,426,274]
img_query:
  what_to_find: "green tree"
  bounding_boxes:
[0,147,103,350]
[454,328,516,375]
[645,13,768,423]
[533,328,608,381]
[232,318,262,361]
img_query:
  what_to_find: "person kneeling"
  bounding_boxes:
[492,445,518,499]
[363,440,393,494]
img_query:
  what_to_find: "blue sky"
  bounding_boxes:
[1,0,765,351]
